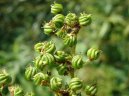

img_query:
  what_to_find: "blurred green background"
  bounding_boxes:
[0,0,129,96]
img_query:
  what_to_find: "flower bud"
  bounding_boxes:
[85,84,97,96]
[72,55,83,69]
[14,86,24,96]
[56,64,67,75]
[51,3,63,14]
[43,23,54,35]
[65,13,78,27]
[63,34,77,47]
[52,14,65,28]
[0,70,12,86]
[69,77,82,91]
[33,72,49,85]
[87,48,100,61]
[50,77,62,91]
[79,13,91,26]
[34,41,56,54]
[25,66,37,80]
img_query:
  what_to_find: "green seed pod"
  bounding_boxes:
[34,41,56,53]
[14,86,24,96]
[72,55,83,69]
[87,48,100,61]
[25,66,37,80]
[79,13,91,26]
[52,14,65,28]
[65,13,78,27]
[56,28,66,38]
[69,77,82,91]
[50,77,62,91]
[0,70,12,86]
[42,53,54,65]
[56,64,67,75]
[63,34,77,47]
[44,23,54,35]
[85,84,97,96]
[34,55,47,70]
[33,72,49,85]
[54,51,68,62]
[51,2,63,14]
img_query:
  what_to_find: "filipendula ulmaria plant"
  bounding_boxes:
[25,2,101,96]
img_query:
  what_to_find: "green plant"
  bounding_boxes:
[0,2,101,96]
[25,2,100,96]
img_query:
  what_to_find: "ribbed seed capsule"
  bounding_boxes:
[52,14,65,28]
[34,41,56,54]
[54,51,68,62]
[42,53,54,65]
[25,66,37,80]
[34,55,47,70]
[0,70,12,86]
[50,77,62,91]
[69,77,82,91]
[63,34,77,47]
[56,64,67,75]
[72,55,83,69]
[85,84,97,96]
[56,28,66,38]
[14,86,24,96]
[51,3,63,14]
[79,13,91,26]
[87,48,100,61]
[65,13,78,27]
[43,23,54,35]
[33,72,49,85]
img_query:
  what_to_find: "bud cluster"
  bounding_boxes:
[24,2,101,96]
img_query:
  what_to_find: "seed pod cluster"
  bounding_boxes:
[13,86,24,96]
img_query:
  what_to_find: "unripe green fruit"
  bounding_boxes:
[34,55,47,70]
[69,77,82,91]
[25,66,37,80]
[51,3,63,14]
[56,64,67,75]
[52,14,65,28]
[54,51,68,62]
[72,55,83,69]
[63,34,77,47]
[33,72,49,85]
[56,28,66,38]
[14,86,24,96]
[85,84,97,96]
[50,77,62,91]
[65,13,78,27]
[0,70,12,86]
[79,13,91,26]
[44,23,53,35]
[34,41,56,53]
[42,53,54,65]
[87,48,100,61]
